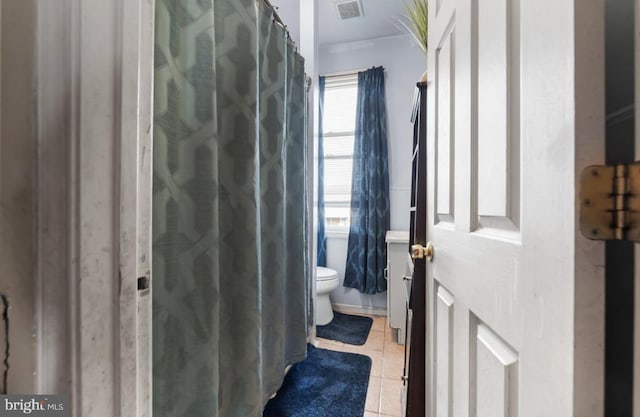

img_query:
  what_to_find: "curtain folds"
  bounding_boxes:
[343,67,390,295]
[153,1,308,416]
[316,76,327,266]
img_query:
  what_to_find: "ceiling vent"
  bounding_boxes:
[335,0,364,20]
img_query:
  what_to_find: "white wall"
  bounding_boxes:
[269,0,301,47]
[319,35,425,309]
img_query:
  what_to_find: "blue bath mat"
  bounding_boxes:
[263,345,371,417]
[316,312,373,345]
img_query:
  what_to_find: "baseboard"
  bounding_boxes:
[331,303,387,317]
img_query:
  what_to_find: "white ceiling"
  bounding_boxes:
[270,0,409,47]
[318,0,408,46]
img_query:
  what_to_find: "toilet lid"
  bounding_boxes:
[316,266,338,281]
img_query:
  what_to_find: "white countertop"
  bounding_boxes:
[385,230,409,243]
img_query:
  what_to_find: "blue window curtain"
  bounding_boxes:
[316,76,327,266]
[153,1,309,416]
[343,67,390,295]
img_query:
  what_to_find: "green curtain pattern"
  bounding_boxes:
[153,0,308,416]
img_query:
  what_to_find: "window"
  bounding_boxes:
[322,74,358,230]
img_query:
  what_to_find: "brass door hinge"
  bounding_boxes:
[579,163,640,241]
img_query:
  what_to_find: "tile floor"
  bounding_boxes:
[316,315,406,417]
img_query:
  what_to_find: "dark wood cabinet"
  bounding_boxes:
[405,81,427,417]
[402,267,412,385]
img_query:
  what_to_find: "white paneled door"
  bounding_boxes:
[425,1,605,416]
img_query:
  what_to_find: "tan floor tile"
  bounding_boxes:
[384,335,406,356]
[384,340,404,353]
[340,343,360,353]
[368,350,384,378]
[384,326,395,341]
[381,349,405,380]
[371,315,386,333]
[363,412,379,417]
[379,377,404,417]
[383,342,405,360]
[362,330,384,351]
[365,376,381,412]
[316,338,344,351]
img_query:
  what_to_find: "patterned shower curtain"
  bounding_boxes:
[153,0,308,416]
[343,67,390,294]
[316,76,327,266]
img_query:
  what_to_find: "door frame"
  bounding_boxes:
[574,3,607,415]
[36,0,154,415]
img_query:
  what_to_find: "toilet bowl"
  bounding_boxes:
[316,267,339,326]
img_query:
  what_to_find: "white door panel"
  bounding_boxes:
[435,285,454,417]
[436,28,455,221]
[477,0,519,221]
[474,322,519,417]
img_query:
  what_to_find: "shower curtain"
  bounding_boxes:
[153,0,309,416]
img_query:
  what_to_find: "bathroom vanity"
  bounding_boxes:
[385,230,410,344]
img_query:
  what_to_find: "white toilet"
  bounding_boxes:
[316,266,340,326]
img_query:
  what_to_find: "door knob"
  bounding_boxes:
[411,242,434,262]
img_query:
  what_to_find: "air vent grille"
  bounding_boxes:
[335,0,363,20]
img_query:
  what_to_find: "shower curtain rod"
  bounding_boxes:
[262,0,286,30]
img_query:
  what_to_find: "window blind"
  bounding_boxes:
[322,74,358,228]
[322,74,357,210]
